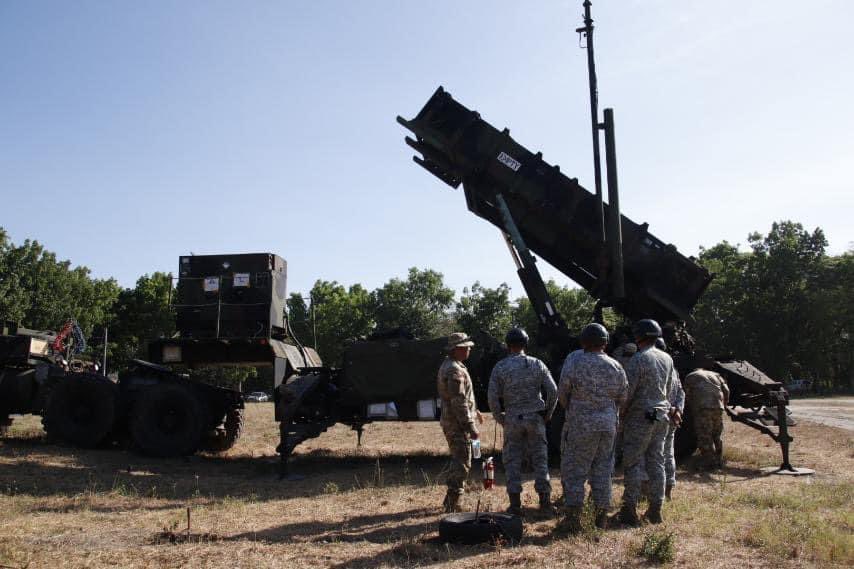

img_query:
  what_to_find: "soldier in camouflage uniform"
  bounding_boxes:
[488,328,557,516]
[683,368,730,469]
[557,323,628,531]
[618,319,675,526]
[663,368,684,500]
[437,332,482,512]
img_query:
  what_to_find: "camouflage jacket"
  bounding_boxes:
[684,369,729,410]
[488,353,557,420]
[669,374,685,413]
[558,350,628,432]
[437,357,478,435]
[623,345,675,420]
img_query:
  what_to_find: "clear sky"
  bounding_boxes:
[2,1,852,300]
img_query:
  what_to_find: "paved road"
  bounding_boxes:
[788,397,854,431]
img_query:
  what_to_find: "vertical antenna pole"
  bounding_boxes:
[578,0,605,244]
[102,326,108,376]
[603,108,625,299]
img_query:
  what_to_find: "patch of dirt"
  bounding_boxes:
[788,397,854,431]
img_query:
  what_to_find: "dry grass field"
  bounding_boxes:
[1,404,852,568]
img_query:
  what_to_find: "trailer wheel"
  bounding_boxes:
[439,512,523,545]
[201,407,244,453]
[130,383,210,457]
[43,375,117,447]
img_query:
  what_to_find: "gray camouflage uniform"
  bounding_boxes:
[557,349,628,508]
[665,374,684,486]
[621,344,675,505]
[488,353,557,495]
[438,357,479,497]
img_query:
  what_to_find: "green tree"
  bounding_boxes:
[512,280,598,340]
[692,241,751,355]
[370,268,455,338]
[300,280,374,366]
[805,247,854,391]
[286,292,312,344]
[455,282,513,338]
[0,229,119,341]
[108,272,175,370]
[741,222,828,381]
[691,221,853,390]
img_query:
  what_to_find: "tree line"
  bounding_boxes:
[0,221,851,392]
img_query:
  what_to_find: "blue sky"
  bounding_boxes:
[2,1,852,300]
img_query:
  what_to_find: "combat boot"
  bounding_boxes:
[644,500,663,524]
[617,500,639,526]
[594,508,609,529]
[559,506,583,534]
[442,491,461,513]
[506,492,522,516]
[538,492,556,516]
[665,484,674,501]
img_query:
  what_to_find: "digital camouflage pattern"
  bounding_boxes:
[684,369,728,468]
[694,408,724,465]
[557,350,628,508]
[557,350,627,432]
[437,357,479,495]
[487,353,557,418]
[503,413,551,494]
[665,374,684,486]
[640,374,684,487]
[488,353,557,495]
[622,345,675,505]
[684,369,729,410]
[561,427,616,508]
[623,345,675,422]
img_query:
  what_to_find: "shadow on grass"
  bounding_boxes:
[0,437,452,503]
[228,506,501,568]
[675,460,768,484]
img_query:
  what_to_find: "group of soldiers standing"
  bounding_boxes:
[436,320,730,530]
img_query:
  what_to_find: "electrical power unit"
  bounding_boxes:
[175,253,287,339]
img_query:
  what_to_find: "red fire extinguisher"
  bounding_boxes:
[482,456,495,490]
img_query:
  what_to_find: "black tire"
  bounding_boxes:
[130,383,210,457]
[200,407,244,452]
[42,375,117,448]
[439,513,523,545]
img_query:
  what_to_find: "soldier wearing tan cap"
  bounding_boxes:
[437,332,483,512]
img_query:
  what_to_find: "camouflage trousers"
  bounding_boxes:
[639,423,678,487]
[442,423,472,496]
[622,417,668,505]
[664,423,677,486]
[560,422,615,508]
[694,408,724,465]
[502,412,550,494]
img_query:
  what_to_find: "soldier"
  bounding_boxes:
[618,319,675,526]
[683,368,730,469]
[654,338,684,501]
[488,328,558,516]
[437,332,482,512]
[664,361,684,500]
[557,323,628,531]
[612,342,637,368]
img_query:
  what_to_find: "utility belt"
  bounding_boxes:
[508,410,546,421]
[644,407,670,423]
